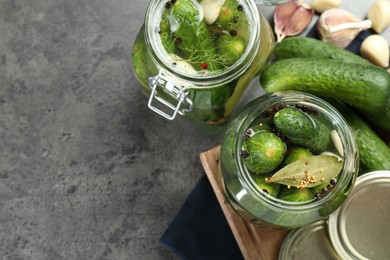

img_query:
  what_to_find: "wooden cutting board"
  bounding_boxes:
[199,129,390,260]
[199,146,289,260]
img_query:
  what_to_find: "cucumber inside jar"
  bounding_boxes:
[159,0,251,75]
[241,104,345,203]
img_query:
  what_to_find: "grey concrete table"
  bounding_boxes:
[0,1,388,259]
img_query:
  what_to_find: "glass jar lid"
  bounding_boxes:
[278,221,341,260]
[328,170,390,260]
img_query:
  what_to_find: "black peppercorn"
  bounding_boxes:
[175,37,183,45]
[241,151,249,158]
[230,29,238,37]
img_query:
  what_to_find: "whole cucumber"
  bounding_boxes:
[273,107,331,153]
[361,103,390,131]
[343,108,390,172]
[273,37,371,65]
[260,58,390,112]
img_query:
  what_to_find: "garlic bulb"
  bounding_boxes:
[367,0,390,33]
[318,8,372,48]
[360,35,389,68]
[200,0,225,25]
[274,0,314,42]
[311,0,341,13]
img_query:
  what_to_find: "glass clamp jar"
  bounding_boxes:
[219,91,359,228]
[132,0,275,134]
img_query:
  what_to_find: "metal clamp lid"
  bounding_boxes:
[148,70,193,120]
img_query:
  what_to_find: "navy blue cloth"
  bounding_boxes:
[160,174,244,260]
[159,22,374,260]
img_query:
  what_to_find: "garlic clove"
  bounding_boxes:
[274,1,300,41]
[311,0,341,13]
[367,0,390,33]
[318,8,372,48]
[360,35,390,68]
[274,0,314,42]
[200,0,225,25]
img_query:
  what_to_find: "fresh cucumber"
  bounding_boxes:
[251,174,280,197]
[273,37,371,65]
[277,186,313,202]
[273,107,331,153]
[361,104,390,131]
[216,34,245,66]
[260,58,390,112]
[242,131,287,174]
[282,146,313,166]
[336,104,390,171]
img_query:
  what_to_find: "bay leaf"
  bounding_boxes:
[267,155,343,188]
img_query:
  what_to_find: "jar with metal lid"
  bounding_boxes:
[132,0,275,134]
[219,91,359,228]
[279,170,390,260]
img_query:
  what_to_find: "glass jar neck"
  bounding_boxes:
[144,0,261,87]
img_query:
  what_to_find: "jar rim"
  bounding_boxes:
[234,91,359,212]
[144,0,261,86]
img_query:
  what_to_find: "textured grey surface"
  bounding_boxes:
[0,0,389,260]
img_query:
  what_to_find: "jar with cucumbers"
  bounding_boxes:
[219,91,359,228]
[132,0,274,134]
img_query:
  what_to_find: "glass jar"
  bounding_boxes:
[219,91,359,228]
[132,0,274,134]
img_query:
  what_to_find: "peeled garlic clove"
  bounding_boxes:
[274,0,314,42]
[318,8,372,48]
[367,0,390,33]
[360,35,390,68]
[311,0,341,13]
[200,0,225,25]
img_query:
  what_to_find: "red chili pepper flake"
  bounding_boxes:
[305,161,309,165]
[237,5,243,11]
[230,29,237,37]
[200,63,208,70]
[175,37,183,45]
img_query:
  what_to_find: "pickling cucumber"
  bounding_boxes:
[260,58,390,112]
[336,104,390,171]
[273,107,331,153]
[242,131,287,174]
[273,37,371,65]
[361,104,390,131]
